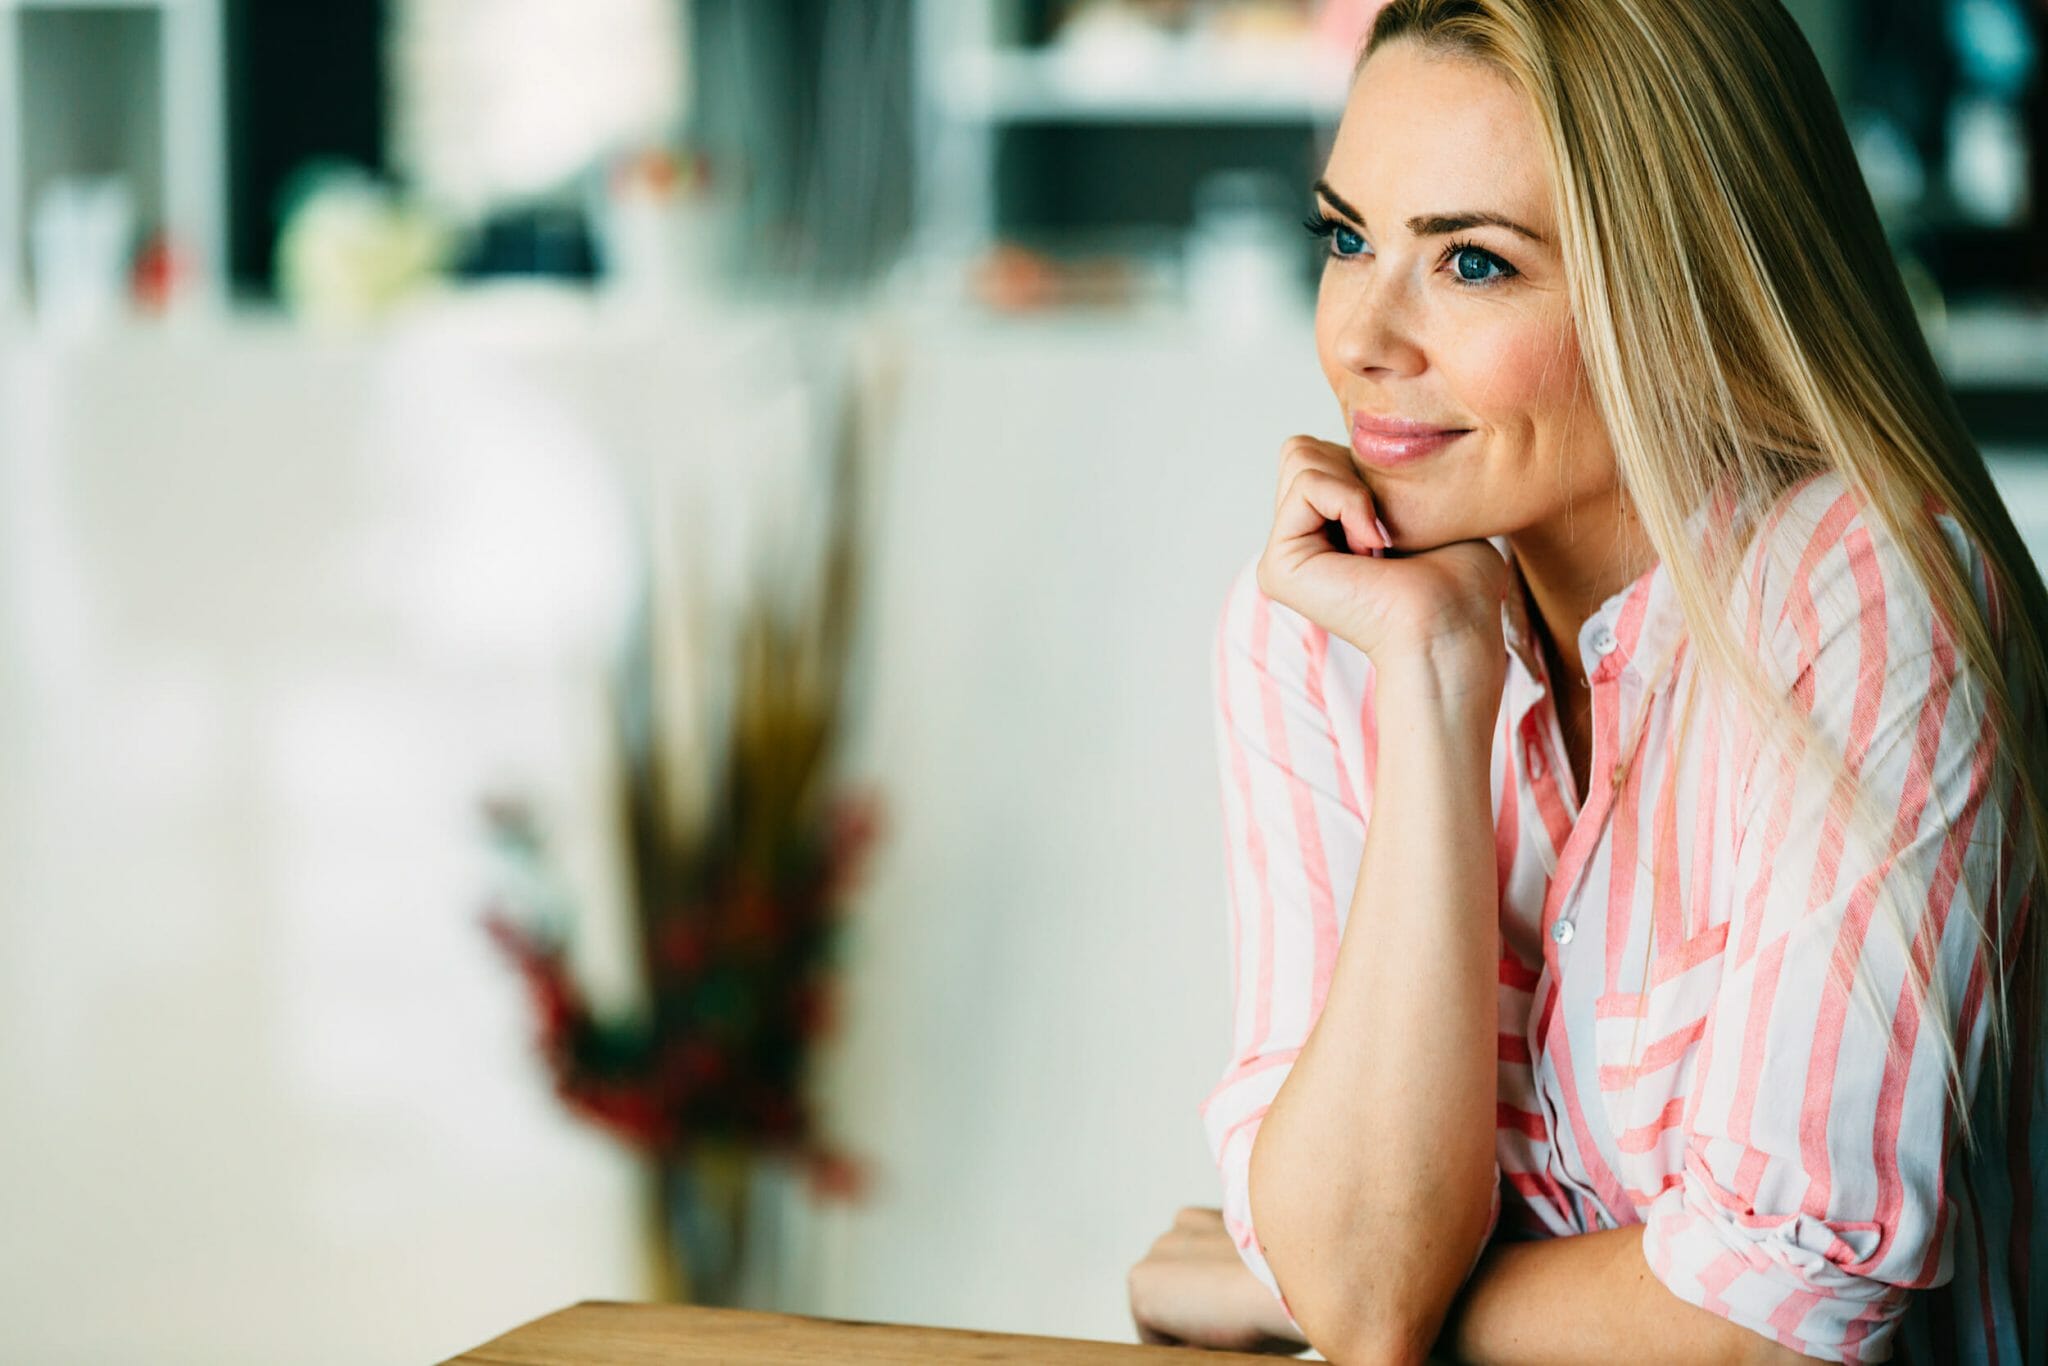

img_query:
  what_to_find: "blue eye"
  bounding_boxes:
[1302,211,1369,260]
[1446,242,1516,285]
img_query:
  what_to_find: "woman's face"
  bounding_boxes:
[1313,41,1617,552]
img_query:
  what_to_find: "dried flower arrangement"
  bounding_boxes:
[483,348,894,1304]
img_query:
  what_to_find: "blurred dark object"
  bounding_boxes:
[1956,385,2048,447]
[1853,0,2045,301]
[226,0,386,298]
[1907,223,2045,305]
[484,356,895,1305]
[1853,0,1959,181]
[453,204,602,283]
[690,0,912,289]
[2032,0,2047,299]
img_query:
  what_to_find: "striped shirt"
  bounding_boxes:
[1200,471,2044,1363]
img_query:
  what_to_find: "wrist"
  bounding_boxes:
[1370,644,1506,725]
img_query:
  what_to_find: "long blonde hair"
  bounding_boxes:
[1362,0,2048,1157]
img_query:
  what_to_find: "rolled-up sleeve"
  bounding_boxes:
[1641,498,2024,1362]
[1200,556,1501,1330]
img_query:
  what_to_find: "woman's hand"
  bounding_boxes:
[1127,1206,1310,1354]
[1257,434,1510,707]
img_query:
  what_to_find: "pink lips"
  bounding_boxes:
[1350,412,1471,468]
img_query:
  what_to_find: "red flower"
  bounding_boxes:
[731,879,780,943]
[822,791,886,901]
[791,979,835,1038]
[679,1038,726,1086]
[657,919,709,975]
[568,1078,669,1149]
[483,907,587,1043]
[805,1149,872,1203]
[484,783,888,1170]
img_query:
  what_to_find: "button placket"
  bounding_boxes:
[1523,721,1547,781]
[1547,650,1628,953]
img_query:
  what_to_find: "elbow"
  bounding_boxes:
[1279,1298,1441,1366]
[1730,1335,1830,1366]
[1325,1319,1443,1366]
[1249,1143,1486,1365]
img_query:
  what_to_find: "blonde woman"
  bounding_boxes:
[1126,1,2048,1362]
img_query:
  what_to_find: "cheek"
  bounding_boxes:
[1448,320,1582,425]
[1312,276,1348,387]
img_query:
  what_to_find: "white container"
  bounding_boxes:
[30,175,134,336]
[1184,168,1307,341]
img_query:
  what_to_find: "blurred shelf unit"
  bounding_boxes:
[1939,305,2048,388]
[912,0,1348,268]
[0,0,226,320]
[937,45,1350,125]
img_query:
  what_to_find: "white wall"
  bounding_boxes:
[816,308,1334,1340]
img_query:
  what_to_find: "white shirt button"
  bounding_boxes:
[1590,624,1618,656]
[1551,918,1575,945]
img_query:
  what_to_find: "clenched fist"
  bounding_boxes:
[1257,435,1509,705]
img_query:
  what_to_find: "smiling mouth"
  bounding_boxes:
[1350,423,1471,468]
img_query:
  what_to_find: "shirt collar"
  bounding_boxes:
[1492,507,1704,693]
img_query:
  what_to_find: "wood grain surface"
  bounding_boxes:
[443,1301,1308,1364]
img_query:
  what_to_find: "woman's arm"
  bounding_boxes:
[1247,651,1505,1363]
[1436,1226,1823,1366]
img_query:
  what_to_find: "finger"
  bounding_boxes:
[1135,1322,1185,1347]
[1274,434,1358,514]
[1275,467,1384,555]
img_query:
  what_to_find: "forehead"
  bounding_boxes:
[1324,42,1551,233]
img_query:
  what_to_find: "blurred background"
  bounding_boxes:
[0,1,2041,1362]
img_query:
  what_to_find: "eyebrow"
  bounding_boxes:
[1312,178,1549,246]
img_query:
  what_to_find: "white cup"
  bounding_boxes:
[31,177,135,336]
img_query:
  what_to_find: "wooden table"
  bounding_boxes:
[445,1301,1307,1363]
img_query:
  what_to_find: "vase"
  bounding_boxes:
[649,1140,801,1310]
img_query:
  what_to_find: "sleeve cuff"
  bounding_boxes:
[1464,1164,1503,1287]
[1641,1178,1912,1362]
[1221,1206,1304,1337]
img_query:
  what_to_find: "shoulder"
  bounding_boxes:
[1733,469,1993,687]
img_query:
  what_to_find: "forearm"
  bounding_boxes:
[1437,1227,1821,1366]
[1248,665,1502,1361]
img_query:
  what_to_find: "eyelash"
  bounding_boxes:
[1300,210,1520,287]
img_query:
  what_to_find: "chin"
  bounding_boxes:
[1380,510,1497,553]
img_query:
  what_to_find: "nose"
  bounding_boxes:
[1326,266,1427,380]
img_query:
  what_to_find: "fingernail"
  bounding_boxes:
[1374,515,1391,546]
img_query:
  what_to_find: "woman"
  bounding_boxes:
[1127,2,2048,1362]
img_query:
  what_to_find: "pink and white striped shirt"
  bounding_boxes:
[1200,471,2044,1363]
